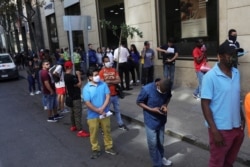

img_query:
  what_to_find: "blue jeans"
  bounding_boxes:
[193,71,204,97]
[163,64,175,88]
[44,94,57,110]
[145,125,165,167]
[108,95,124,126]
[27,75,35,92]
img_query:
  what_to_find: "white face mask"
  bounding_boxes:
[104,62,112,68]
[93,75,100,83]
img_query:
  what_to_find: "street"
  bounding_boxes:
[0,74,247,167]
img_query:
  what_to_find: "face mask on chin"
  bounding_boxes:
[157,87,166,94]
[93,75,100,83]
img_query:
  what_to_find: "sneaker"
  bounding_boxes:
[192,93,200,99]
[44,106,48,110]
[70,126,77,131]
[35,90,41,94]
[77,130,90,137]
[136,80,140,83]
[105,148,118,155]
[47,117,58,123]
[61,108,70,114]
[54,114,64,120]
[162,157,172,166]
[119,124,129,131]
[30,92,34,96]
[91,150,101,159]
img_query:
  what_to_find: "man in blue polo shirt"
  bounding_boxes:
[201,42,245,167]
[82,67,117,159]
[137,78,172,167]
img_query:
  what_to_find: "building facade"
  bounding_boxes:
[39,0,250,93]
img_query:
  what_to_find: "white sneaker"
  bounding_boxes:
[136,80,140,83]
[44,106,48,110]
[30,92,34,96]
[130,80,133,85]
[162,157,172,166]
[61,108,70,114]
[35,90,41,94]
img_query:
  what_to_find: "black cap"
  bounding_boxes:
[218,42,236,56]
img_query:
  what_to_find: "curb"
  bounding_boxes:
[120,113,250,166]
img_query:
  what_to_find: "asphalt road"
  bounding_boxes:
[0,74,247,167]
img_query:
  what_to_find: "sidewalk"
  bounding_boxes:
[118,84,250,166]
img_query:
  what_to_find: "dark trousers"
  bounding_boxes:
[141,66,154,85]
[118,62,130,89]
[129,62,140,83]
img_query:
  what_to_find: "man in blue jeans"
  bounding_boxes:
[137,78,172,167]
[156,38,178,89]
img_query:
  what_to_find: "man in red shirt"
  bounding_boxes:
[192,39,206,100]
[99,56,128,130]
[40,60,64,122]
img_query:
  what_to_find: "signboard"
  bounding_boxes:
[44,0,55,16]
[180,0,207,38]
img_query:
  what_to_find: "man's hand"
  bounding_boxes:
[212,130,224,147]
[151,107,165,115]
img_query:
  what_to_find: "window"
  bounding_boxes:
[156,0,218,58]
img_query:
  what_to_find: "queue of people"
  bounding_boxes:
[22,27,247,167]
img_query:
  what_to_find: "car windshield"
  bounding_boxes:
[0,55,12,64]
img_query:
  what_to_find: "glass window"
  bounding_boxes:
[156,0,218,58]
[46,14,59,52]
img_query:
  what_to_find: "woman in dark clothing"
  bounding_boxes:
[129,44,141,85]
[26,60,36,96]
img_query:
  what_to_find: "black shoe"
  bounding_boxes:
[91,150,101,159]
[125,87,133,91]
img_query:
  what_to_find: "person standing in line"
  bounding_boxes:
[96,47,103,69]
[201,42,245,167]
[141,41,155,85]
[73,48,82,71]
[156,38,178,89]
[33,55,42,94]
[136,78,173,167]
[106,47,114,67]
[40,60,64,122]
[223,29,244,68]
[192,39,206,100]
[88,43,98,68]
[26,59,36,96]
[99,56,129,131]
[129,44,141,85]
[52,58,70,114]
[82,67,117,159]
[63,47,70,61]
[64,61,90,137]
[114,41,132,90]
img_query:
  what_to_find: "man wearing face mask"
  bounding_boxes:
[223,29,244,68]
[136,78,173,167]
[99,56,129,131]
[82,67,117,159]
[192,39,206,100]
[201,42,245,167]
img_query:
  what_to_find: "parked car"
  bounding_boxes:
[0,53,19,80]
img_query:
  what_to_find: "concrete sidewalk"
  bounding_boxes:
[118,84,250,166]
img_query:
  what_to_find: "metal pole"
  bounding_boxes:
[68,16,75,74]
[84,29,89,70]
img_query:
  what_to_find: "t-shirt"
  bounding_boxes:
[64,73,81,100]
[192,47,206,72]
[82,81,110,119]
[53,65,65,88]
[141,48,154,68]
[40,69,55,95]
[99,67,119,96]
[136,82,172,130]
[160,45,178,65]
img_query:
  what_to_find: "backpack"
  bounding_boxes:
[49,65,61,83]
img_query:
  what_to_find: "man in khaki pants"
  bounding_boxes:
[82,67,117,159]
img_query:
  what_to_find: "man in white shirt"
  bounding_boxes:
[114,42,132,90]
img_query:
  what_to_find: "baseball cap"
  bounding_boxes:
[218,42,236,56]
[64,61,73,68]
